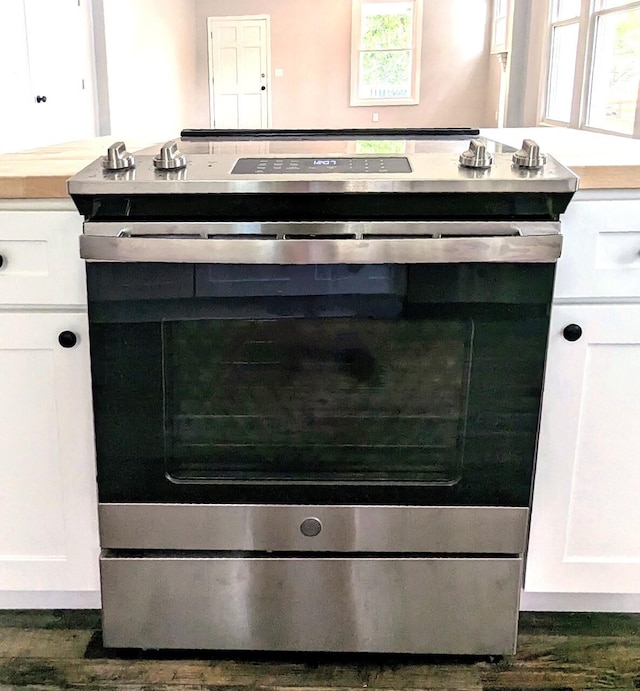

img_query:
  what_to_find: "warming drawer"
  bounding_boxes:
[100,553,522,654]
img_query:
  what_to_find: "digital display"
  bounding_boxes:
[231,157,412,174]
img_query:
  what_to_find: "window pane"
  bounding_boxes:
[553,0,581,21]
[588,8,640,134]
[360,2,413,50]
[597,0,637,9]
[547,23,580,121]
[359,50,412,99]
[493,16,507,47]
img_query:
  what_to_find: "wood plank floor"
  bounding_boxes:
[0,611,638,690]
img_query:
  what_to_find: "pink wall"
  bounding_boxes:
[191,0,496,129]
[104,0,197,139]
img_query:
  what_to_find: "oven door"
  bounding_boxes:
[85,221,556,511]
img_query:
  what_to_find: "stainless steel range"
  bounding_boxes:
[68,128,578,655]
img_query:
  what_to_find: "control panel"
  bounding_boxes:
[231,157,412,174]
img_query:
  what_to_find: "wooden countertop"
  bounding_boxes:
[482,127,640,190]
[0,128,639,199]
[0,137,160,199]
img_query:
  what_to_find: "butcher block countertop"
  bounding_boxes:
[0,128,639,199]
[483,127,640,190]
[0,137,159,200]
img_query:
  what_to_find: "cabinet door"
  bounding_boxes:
[556,199,640,301]
[0,312,99,593]
[526,304,640,594]
[0,208,87,307]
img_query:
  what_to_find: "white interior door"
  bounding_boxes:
[0,2,34,152]
[208,16,270,129]
[22,0,96,148]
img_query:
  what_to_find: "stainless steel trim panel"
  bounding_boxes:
[100,554,522,653]
[68,151,579,195]
[81,220,562,264]
[84,220,561,237]
[99,504,529,554]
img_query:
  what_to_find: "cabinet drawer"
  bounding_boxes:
[555,199,640,300]
[0,210,87,306]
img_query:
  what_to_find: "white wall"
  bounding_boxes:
[101,0,197,140]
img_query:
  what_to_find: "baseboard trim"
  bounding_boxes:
[521,591,640,612]
[0,591,101,609]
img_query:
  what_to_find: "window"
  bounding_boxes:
[491,0,510,53]
[588,2,640,134]
[544,0,640,137]
[350,0,423,106]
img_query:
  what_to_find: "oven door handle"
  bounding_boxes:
[80,221,562,264]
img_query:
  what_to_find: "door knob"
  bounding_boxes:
[58,331,78,348]
[563,324,582,342]
[36,95,47,103]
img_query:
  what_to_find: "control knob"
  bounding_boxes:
[459,139,493,169]
[102,142,135,171]
[512,139,547,169]
[153,140,187,170]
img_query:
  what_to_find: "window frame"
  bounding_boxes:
[350,0,423,107]
[490,0,511,54]
[541,0,640,137]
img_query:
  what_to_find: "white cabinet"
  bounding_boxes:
[554,199,640,301]
[0,312,99,594]
[525,192,640,609]
[0,202,99,608]
[0,210,87,307]
[526,304,640,595]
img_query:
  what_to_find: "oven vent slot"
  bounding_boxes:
[126,232,203,239]
[362,233,436,240]
[441,231,521,238]
[283,233,357,240]
[207,234,278,240]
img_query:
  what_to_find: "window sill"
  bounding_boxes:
[350,98,420,107]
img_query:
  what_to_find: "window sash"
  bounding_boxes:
[350,0,422,106]
[585,4,640,135]
[542,0,640,137]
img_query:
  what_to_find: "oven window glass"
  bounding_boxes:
[87,262,554,506]
[163,319,472,485]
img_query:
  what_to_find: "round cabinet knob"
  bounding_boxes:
[36,95,47,104]
[512,139,547,169]
[459,138,493,169]
[0,254,4,269]
[58,331,78,348]
[300,517,322,537]
[563,324,582,342]
[102,141,135,171]
[153,140,187,171]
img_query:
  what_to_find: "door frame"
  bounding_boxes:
[207,14,272,129]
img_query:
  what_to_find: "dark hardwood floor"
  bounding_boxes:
[0,611,638,690]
